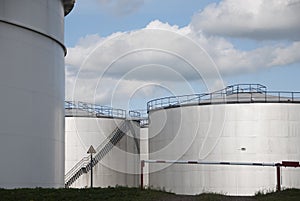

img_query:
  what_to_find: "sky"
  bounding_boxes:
[64,0,300,110]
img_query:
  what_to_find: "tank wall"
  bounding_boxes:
[0,0,65,188]
[149,103,300,195]
[140,127,149,187]
[65,118,140,188]
[0,0,64,42]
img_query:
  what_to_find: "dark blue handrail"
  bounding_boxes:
[147,84,300,111]
[65,101,126,119]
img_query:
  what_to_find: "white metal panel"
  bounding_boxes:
[149,103,300,195]
[0,0,66,188]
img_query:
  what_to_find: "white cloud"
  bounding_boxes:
[66,0,300,107]
[66,70,201,109]
[66,21,218,82]
[66,20,300,78]
[191,0,300,40]
[269,41,300,66]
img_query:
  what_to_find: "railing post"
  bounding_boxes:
[90,154,93,188]
[141,160,145,190]
[276,163,281,192]
[265,91,267,102]
[87,145,96,188]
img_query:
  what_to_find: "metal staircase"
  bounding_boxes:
[64,121,129,188]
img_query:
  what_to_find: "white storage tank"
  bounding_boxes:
[148,84,300,195]
[65,102,140,188]
[0,0,74,188]
[129,110,150,187]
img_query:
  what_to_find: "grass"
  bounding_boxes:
[0,187,169,201]
[0,187,299,201]
[254,189,300,201]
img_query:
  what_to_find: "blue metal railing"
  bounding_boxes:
[129,110,149,127]
[65,101,126,119]
[225,84,267,95]
[147,84,300,111]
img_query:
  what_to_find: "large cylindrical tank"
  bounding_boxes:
[148,84,300,195]
[65,103,140,188]
[0,0,74,188]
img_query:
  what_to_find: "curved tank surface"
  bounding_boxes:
[140,127,149,187]
[148,84,300,195]
[65,102,140,188]
[0,0,74,188]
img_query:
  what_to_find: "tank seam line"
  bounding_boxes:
[0,18,67,56]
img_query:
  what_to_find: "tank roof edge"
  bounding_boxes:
[63,0,76,16]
